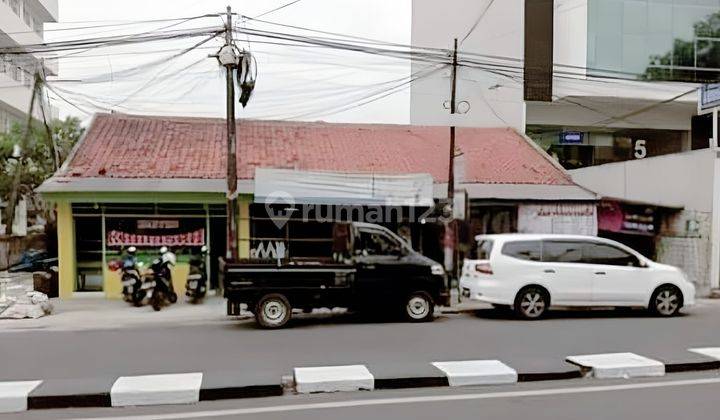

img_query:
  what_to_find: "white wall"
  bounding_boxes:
[0,0,58,122]
[34,0,59,21]
[0,72,34,118]
[527,96,696,130]
[568,149,715,212]
[410,0,526,131]
[0,0,45,47]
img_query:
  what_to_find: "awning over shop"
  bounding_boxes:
[253,168,434,206]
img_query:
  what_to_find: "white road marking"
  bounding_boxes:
[110,373,203,407]
[566,352,665,378]
[688,347,720,360]
[431,360,517,386]
[294,365,374,393]
[71,377,720,420]
[0,380,42,413]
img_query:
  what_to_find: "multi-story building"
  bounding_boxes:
[0,0,58,132]
[410,0,720,294]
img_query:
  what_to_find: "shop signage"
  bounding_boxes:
[598,201,655,235]
[137,219,179,229]
[700,83,720,111]
[107,228,205,246]
[518,204,597,236]
[106,217,206,247]
[558,131,584,144]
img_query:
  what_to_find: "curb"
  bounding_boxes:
[198,385,284,401]
[22,384,283,412]
[5,348,720,413]
[664,360,720,373]
[28,393,110,410]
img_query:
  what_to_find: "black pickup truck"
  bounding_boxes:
[223,222,449,328]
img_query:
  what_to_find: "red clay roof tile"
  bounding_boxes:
[62,113,573,185]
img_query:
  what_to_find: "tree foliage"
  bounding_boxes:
[0,116,84,205]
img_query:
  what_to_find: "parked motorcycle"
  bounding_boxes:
[148,246,178,311]
[185,245,208,304]
[119,247,145,306]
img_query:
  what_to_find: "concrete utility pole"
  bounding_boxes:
[223,5,239,261]
[447,38,458,201]
[443,38,459,278]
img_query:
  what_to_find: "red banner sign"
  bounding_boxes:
[107,229,205,246]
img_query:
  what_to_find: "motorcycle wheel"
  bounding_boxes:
[151,292,162,311]
[168,292,178,304]
[132,290,146,307]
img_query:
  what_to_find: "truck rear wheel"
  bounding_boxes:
[255,294,292,329]
[404,291,434,323]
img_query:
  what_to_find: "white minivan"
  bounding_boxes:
[459,234,695,319]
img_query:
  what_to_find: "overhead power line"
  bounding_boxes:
[1,14,221,36]
[0,26,223,55]
[252,0,303,19]
[460,0,495,45]
[1,8,696,123]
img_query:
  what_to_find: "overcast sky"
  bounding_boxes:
[47,0,412,124]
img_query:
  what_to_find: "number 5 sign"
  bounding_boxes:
[634,139,647,159]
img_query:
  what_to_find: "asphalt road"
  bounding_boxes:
[9,371,720,420]
[3,301,720,384]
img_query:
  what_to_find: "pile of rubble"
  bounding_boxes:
[0,271,53,319]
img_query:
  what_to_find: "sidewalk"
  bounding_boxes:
[0,295,240,332]
[0,293,488,332]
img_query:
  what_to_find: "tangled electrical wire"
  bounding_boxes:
[0,10,698,123]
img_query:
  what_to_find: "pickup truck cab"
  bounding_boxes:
[223,222,449,328]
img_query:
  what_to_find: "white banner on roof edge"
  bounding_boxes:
[253,168,434,207]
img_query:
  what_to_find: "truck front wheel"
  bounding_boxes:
[255,294,292,329]
[404,291,435,323]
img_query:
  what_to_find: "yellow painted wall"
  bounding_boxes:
[239,197,250,258]
[103,263,190,300]
[56,201,76,299]
[104,268,122,299]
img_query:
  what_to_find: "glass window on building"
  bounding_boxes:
[73,204,103,292]
[588,0,720,82]
[249,203,350,260]
[527,125,690,169]
[71,203,220,293]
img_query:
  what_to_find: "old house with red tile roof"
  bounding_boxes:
[38,113,596,299]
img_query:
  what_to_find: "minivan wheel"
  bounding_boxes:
[650,285,682,317]
[255,293,292,328]
[404,291,435,322]
[514,287,549,320]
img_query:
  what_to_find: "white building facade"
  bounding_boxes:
[411,0,720,295]
[0,0,58,132]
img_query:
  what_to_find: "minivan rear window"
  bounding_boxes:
[501,240,541,261]
[476,240,494,259]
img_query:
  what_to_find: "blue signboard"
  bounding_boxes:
[559,131,584,144]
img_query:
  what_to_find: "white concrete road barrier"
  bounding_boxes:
[566,352,665,379]
[431,360,518,386]
[688,347,720,360]
[0,380,42,413]
[110,372,203,407]
[294,365,374,394]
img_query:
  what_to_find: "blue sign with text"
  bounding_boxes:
[559,131,584,144]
